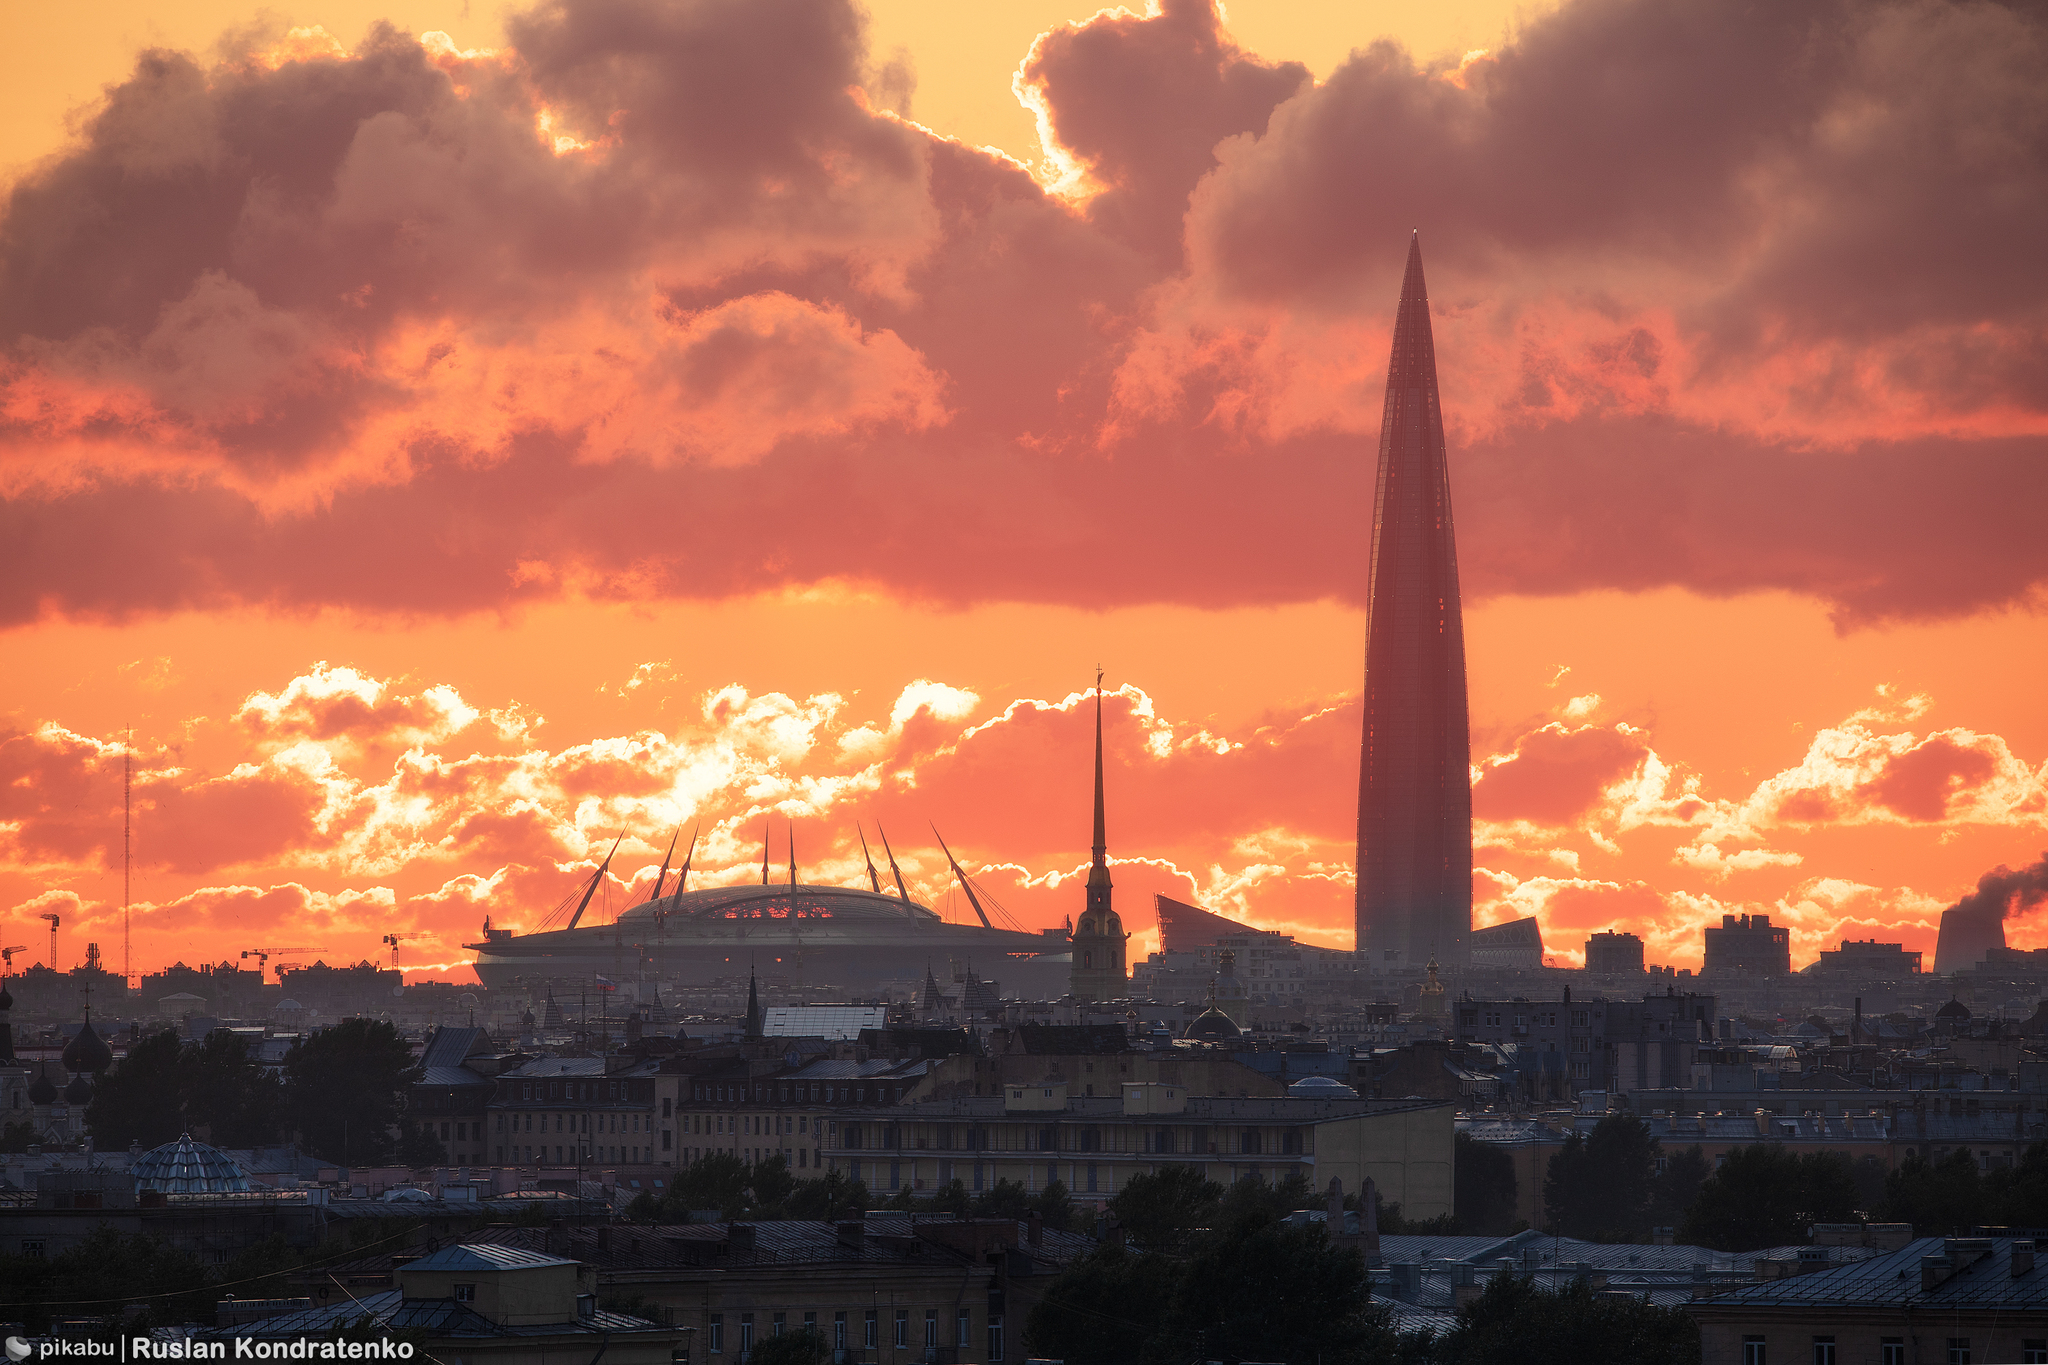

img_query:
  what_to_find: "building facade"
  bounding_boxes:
[1704,914,1791,977]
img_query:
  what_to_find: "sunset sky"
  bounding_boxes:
[2,0,2044,988]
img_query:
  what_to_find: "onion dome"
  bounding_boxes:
[29,1060,58,1105]
[0,981,14,1011]
[63,1073,93,1105]
[1288,1075,1359,1099]
[62,1012,115,1074]
[133,1133,251,1193]
[1184,1004,1242,1042]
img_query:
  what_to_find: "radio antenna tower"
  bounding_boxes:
[123,729,132,988]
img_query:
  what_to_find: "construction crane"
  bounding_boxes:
[382,933,425,969]
[1,945,25,972]
[37,913,58,969]
[239,947,326,974]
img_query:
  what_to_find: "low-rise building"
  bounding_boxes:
[827,1085,1454,1215]
[1688,1234,2048,1365]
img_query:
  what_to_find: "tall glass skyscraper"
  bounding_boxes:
[1356,235,1472,969]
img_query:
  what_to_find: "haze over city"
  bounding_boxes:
[4,0,2044,988]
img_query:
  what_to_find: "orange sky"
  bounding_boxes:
[3,0,2045,988]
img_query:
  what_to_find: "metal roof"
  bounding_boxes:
[1698,1236,2048,1310]
[405,1243,575,1272]
[620,883,942,924]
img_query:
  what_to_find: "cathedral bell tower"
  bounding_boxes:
[1069,672,1129,1001]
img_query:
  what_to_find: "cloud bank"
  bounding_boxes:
[3,0,2044,626]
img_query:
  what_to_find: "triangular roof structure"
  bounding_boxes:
[1154,895,1261,953]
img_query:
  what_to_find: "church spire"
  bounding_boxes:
[745,965,763,1039]
[1088,670,1110,893]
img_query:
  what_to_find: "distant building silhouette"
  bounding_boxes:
[1069,676,1128,1000]
[1469,918,1545,970]
[1356,235,1473,970]
[1703,914,1790,977]
[1584,931,1646,975]
[1934,903,2005,975]
[1811,939,1921,976]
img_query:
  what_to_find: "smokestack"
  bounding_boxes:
[1933,853,2048,975]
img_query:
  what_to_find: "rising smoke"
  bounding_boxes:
[1952,853,2048,921]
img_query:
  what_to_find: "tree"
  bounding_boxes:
[971,1177,1033,1219]
[1877,1150,1984,1235]
[1679,1145,1859,1251]
[1032,1179,1078,1232]
[395,1119,447,1168]
[777,1169,869,1221]
[85,1029,185,1149]
[1148,1207,1376,1365]
[282,1019,419,1165]
[744,1329,830,1365]
[1455,1131,1521,1235]
[1,1120,42,1153]
[1544,1114,1660,1241]
[1651,1145,1712,1230]
[1985,1141,2048,1227]
[1024,1243,1179,1365]
[1434,1272,1699,1365]
[1107,1164,1223,1250]
[180,1030,282,1146]
[1217,1170,1317,1225]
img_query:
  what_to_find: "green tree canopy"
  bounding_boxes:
[1023,1243,1180,1365]
[1107,1164,1224,1250]
[1679,1145,1859,1251]
[1544,1114,1661,1241]
[1146,1207,1376,1365]
[742,1328,830,1365]
[180,1030,283,1146]
[281,1019,419,1165]
[1434,1271,1700,1365]
[1651,1145,1712,1231]
[84,1029,185,1149]
[1455,1131,1521,1236]
[1876,1149,1984,1235]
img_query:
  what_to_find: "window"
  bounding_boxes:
[1948,1340,1971,1365]
[2021,1343,2047,1365]
[739,1314,753,1355]
[834,1313,846,1351]
[894,1310,909,1348]
[19,1241,44,1258]
[1813,1338,1835,1365]
[453,1283,475,1303]
[956,1310,971,1349]
[987,1315,1004,1361]
[709,1315,723,1354]
[1743,1337,1767,1365]
[1086,1163,1098,1193]
[772,1313,785,1337]
[1881,1339,1905,1365]
[926,1310,939,1349]
[865,1310,878,1350]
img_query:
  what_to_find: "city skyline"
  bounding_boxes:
[2,0,2045,984]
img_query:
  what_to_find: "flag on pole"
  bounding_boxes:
[594,975,617,992]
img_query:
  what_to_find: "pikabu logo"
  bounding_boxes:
[7,1338,33,1362]
[7,1344,114,1360]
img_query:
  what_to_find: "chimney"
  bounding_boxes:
[1104,1213,1125,1249]
[1853,997,1863,1044]
[729,1223,757,1254]
[1326,1177,1345,1232]
[1359,1176,1381,1259]
[2013,1240,2035,1277]
[1922,1255,1954,1292]
[835,1220,865,1252]
[596,1225,611,1253]
[1027,1211,1043,1247]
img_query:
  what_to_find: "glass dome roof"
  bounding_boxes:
[133,1133,251,1194]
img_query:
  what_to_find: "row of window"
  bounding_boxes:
[496,1143,649,1164]
[704,1308,995,1357]
[839,1158,1118,1195]
[506,1079,649,1103]
[693,1081,906,1105]
[496,1110,649,1135]
[839,1122,1305,1156]
[1741,1336,2048,1365]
